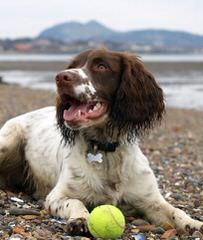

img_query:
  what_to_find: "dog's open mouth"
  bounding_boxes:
[63,96,108,123]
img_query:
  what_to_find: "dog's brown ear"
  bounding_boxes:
[111,54,165,135]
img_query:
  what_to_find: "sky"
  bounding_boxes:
[0,0,203,38]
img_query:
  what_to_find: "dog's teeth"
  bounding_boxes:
[93,106,97,111]
[88,109,93,113]
[96,102,101,108]
[93,102,101,111]
[75,110,81,117]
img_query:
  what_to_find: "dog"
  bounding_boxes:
[0,49,202,235]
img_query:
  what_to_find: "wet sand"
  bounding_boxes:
[0,60,203,73]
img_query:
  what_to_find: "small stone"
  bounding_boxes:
[193,199,201,208]
[61,236,75,240]
[153,227,165,234]
[161,229,177,239]
[32,226,52,239]
[32,219,42,224]
[131,227,140,234]
[152,150,161,156]
[8,234,24,240]
[171,193,185,201]
[10,197,24,204]
[40,209,49,216]
[0,207,5,215]
[132,233,146,240]
[137,224,156,232]
[9,207,40,216]
[173,147,181,156]
[37,199,44,209]
[173,126,182,133]
[13,226,31,238]
[165,192,172,199]
[132,219,150,226]
[22,215,38,220]
[52,218,67,224]
[187,131,194,140]
[169,237,179,240]
[4,225,13,235]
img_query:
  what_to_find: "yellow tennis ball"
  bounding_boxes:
[87,205,125,239]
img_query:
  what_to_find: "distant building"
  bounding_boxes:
[14,43,32,52]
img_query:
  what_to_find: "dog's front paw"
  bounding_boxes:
[66,217,90,236]
[172,208,203,234]
[184,221,203,235]
[45,190,90,219]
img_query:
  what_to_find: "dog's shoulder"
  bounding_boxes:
[17,106,56,121]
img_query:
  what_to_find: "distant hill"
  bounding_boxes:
[39,20,116,42]
[39,20,203,49]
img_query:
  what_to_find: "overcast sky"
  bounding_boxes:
[0,0,203,38]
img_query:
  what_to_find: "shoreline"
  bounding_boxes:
[1,60,203,72]
[1,60,203,111]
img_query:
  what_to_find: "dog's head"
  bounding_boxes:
[56,49,165,142]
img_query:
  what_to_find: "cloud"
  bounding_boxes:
[0,0,203,38]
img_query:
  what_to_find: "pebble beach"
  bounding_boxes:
[0,83,202,239]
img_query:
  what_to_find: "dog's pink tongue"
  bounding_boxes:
[63,103,88,121]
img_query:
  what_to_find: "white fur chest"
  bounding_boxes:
[64,140,133,206]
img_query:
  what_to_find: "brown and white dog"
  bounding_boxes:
[0,49,202,235]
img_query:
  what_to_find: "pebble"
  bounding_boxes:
[132,219,150,226]
[9,207,41,216]
[0,207,5,215]
[153,227,165,234]
[137,225,156,232]
[13,226,31,238]
[173,147,182,155]
[171,193,185,201]
[193,199,201,208]
[161,229,177,239]
[51,218,67,225]
[132,233,146,240]
[5,225,14,234]
[22,215,39,220]
[10,197,24,204]
[61,237,75,240]
[165,192,172,199]
[9,234,24,240]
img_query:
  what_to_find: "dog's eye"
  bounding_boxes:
[97,64,108,71]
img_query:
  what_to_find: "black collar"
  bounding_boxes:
[88,139,119,153]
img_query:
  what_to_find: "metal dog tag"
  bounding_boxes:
[87,152,103,163]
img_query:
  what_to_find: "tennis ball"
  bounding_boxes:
[87,205,125,239]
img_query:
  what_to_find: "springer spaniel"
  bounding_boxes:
[0,49,202,235]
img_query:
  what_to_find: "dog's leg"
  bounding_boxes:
[45,183,90,235]
[124,153,203,234]
[0,120,24,182]
[141,198,203,234]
